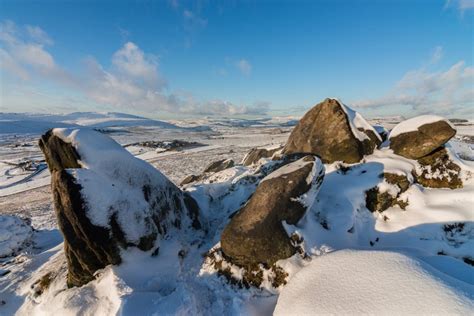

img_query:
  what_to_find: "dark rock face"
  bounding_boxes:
[221,156,325,267]
[283,98,380,163]
[389,120,456,159]
[242,147,281,166]
[414,147,463,189]
[52,170,121,286]
[39,129,81,172]
[40,132,121,286]
[203,159,235,173]
[39,129,200,287]
[366,173,411,213]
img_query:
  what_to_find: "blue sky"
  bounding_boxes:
[0,0,473,119]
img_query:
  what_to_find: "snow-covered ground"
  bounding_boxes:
[0,112,473,315]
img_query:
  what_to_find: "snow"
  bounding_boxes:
[52,128,185,243]
[0,215,33,257]
[338,99,382,143]
[390,114,455,138]
[261,157,315,183]
[274,250,474,315]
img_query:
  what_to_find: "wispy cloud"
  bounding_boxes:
[25,25,53,45]
[445,0,474,13]
[236,59,252,76]
[0,20,268,116]
[430,46,443,64]
[352,59,474,117]
[183,9,208,28]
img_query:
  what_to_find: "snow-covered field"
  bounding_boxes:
[0,112,473,315]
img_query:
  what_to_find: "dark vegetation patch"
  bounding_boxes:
[365,173,411,213]
[414,147,463,189]
[205,248,289,289]
[31,272,55,297]
[124,140,205,151]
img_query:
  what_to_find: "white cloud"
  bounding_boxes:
[352,61,474,116]
[0,20,269,116]
[111,42,165,88]
[0,20,72,83]
[236,59,252,76]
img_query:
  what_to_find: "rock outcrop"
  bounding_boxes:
[221,156,325,267]
[179,159,235,186]
[203,159,235,173]
[283,98,381,163]
[414,147,463,189]
[242,147,282,166]
[39,128,200,287]
[389,115,456,159]
[365,173,411,213]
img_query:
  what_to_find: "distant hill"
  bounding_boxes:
[0,112,211,134]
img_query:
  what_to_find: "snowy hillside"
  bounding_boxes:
[0,102,473,315]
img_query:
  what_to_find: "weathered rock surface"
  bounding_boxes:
[283,98,381,163]
[414,147,463,189]
[389,116,456,159]
[242,147,282,166]
[180,174,202,186]
[221,156,325,267]
[39,128,200,287]
[203,159,235,173]
[366,173,411,213]
[179,159,235,186]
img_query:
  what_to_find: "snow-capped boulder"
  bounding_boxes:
[203,158,235,173]
[39,128,200,287]
[389,115,456,159]
[414,147,463,189]
[0,215,33,258]
[242,146,282,166]
[283,98,381,163]
[221,156,325,267]
[365,173,412,212]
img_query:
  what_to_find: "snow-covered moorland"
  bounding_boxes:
[0,105,473,315]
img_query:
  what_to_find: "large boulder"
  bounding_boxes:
[242,146,282,166]
[389,115,456,159]
[39,128,200,287]
[283,98,381,163]
[221,156,325,267]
